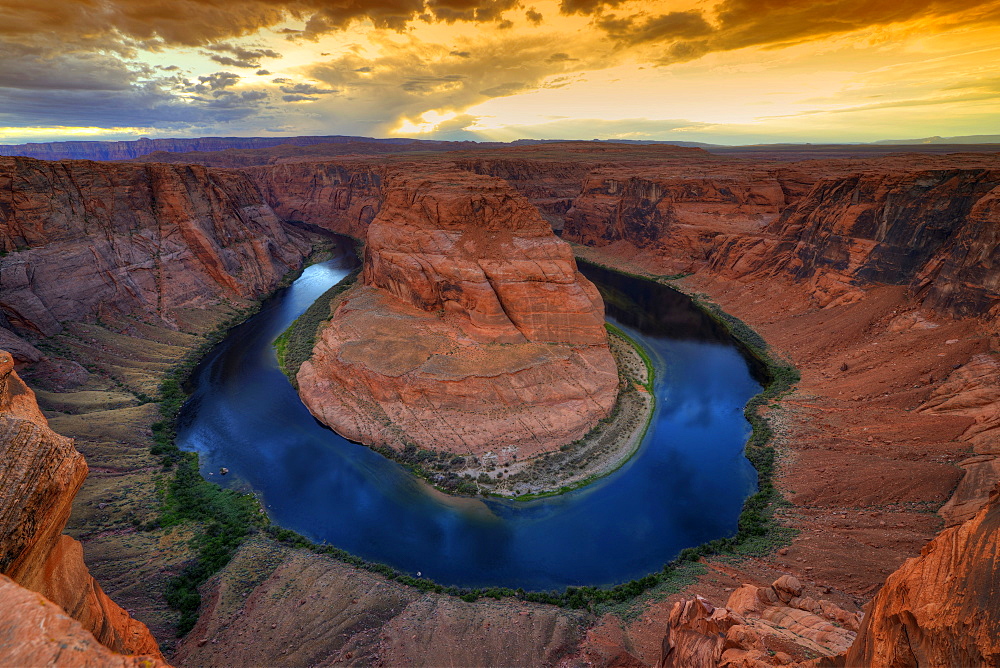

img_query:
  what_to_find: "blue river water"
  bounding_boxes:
[176,247,761,590]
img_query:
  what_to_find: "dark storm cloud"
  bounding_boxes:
[204,43,282,69]
[596,10,712,45]
[0,83,269,128]
[574,0,1000,63]
[425,0,520,23]
[279,82,337,95]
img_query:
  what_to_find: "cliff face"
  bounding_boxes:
[0,156,311,341]
[0,351,163,660]
[297,168,618,458]
[452,158,594,231]
[845,485,1000,667]
[247,161,382,239]
[561,167,816,274]
[708,169,1000,314]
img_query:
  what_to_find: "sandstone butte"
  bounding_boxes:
[1,143,1000,666]
[0,350,166,665]
[297,168,619,459]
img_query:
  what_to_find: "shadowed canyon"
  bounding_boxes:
[1,139,999,667]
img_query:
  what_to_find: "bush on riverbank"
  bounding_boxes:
[149,245,351,635]
[274,267,361,383]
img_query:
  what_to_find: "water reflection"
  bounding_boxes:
[177,245,762,590]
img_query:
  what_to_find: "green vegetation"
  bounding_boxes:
[263,524,705,613]
[146,303,274,635]
[605,321,654,391]
[146,248,797,633]
[149,242,355,636]
[274,267,361,383]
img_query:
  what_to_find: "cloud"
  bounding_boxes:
[204,43,282,68]
[189,72,241,94]
[525,8,543,24]
[305,32,604,135]
[425,0,520,23]
[584,0,1000,64]
[596,11,713,46]
[279,82,338,96]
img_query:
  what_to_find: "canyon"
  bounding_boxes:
[0,141,998,666]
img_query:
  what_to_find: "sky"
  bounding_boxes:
[0,0,999,145]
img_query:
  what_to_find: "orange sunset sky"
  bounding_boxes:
[0,0,998,144]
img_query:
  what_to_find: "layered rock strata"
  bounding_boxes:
[658,576,859,667]
[0,156,311,346]
[298,169,618,458]
[0,575,167,667]
[708,169,1000,315]
[0,351,163,660]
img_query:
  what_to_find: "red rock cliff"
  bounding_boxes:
[297,168,618,458]
[708,169,1000,315]
[0,350,164,660]
[844,484,1000,667]
[0,156,311,342]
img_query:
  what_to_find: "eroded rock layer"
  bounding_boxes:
[708,169,1000,315]
[844,485,1000,667]
[298,169,617,458]
[0,351,163,660]
[0,156,311,344]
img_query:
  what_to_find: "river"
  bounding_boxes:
[176,245,761,590]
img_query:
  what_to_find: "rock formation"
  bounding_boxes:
[247,161,382,239]
[0,156,312,345]
[0,350,164,660]
[297,168,618,458]
[708,169,1000,314]
[844,484,1000,666]
[658,576,859,667]
[0,575,167,667]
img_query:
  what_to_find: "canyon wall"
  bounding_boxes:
[844,483,1000,666]
[0,350,164,661]
[0,156,312,351]
[247,161,383,239]
[297,168,618,458]
[708,169,1000,315]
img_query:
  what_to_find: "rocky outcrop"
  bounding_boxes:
[920,353,1000,526]
[0,156,311,338]
[0,351,164,659]
[845,484,1000,667]
[297,169,617,458]
[708,170,1000,314]
[0,575,167,667]
[658,576,859,667]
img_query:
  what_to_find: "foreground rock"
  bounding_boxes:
[658,576,859,667]
[0,575,168,667]
[298,169,618,459]
[172,537,586,667]
[844,484,1000,667]
[0,351,164,660]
